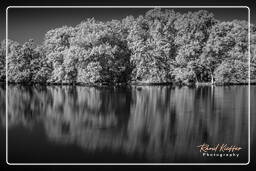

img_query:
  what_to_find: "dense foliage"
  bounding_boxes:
[0,41,5,82]
[1,9,255,85]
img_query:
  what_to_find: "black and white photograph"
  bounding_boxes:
[0,0,255,167]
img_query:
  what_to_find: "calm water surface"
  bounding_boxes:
[0,84,254,163]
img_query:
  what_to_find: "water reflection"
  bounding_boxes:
[0,84,5,163]
[251,85,256,162]
[5,85,249,163]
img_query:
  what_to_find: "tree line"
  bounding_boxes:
[0,9,255,86]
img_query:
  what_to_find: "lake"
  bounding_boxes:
[0,84,254,163]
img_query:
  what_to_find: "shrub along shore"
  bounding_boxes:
[0,9,256,86]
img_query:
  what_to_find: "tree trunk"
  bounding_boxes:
[211,73,214,85]
[195,74,198,85]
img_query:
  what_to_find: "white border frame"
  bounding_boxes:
[5,6,251,165]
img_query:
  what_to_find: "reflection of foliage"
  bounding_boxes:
[8,86,123,129]
[8,85,50,127]
[0,84,5,126]
[5,85,248,162]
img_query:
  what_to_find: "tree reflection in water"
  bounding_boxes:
[0,84,5,127]
[4,85,249,162]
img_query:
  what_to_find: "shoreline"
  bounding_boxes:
[1,81,256,88]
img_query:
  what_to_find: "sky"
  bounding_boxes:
[0,7,251,45]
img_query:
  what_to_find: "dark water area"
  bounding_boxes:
[0,84,5,164]
[251,85,256,164]
[0,84,253,163]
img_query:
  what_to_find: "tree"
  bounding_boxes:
[127,9,179,83]
[250,24,256,82]
[0,40,6,82]
[173,67,196,85]
[71,18,132,84]
[201,20,248,84]
[214,60,248,84]
[4,9,253,86]
[7,39,24,82]
[32,46,52,83]
[174,10,217,83]
[44,26,75,83]
[6,38,52,83]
